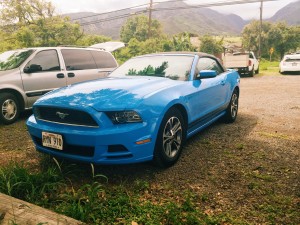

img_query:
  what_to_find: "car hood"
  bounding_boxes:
[36,76,182,110]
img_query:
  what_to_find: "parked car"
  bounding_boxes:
[0,45,119,124]
[279,54,300,74]
[223,51,259,77]
[26,52,240,167]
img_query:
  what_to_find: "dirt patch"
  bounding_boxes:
[0,74,299,223]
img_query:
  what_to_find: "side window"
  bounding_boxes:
[61,49,97,71]
[25,50,60,72]
[197,57,224,75]
[91,51,117,68]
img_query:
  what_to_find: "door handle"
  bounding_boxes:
[68,73,75,78]
[221,80,226,86]
[57,73,65,78]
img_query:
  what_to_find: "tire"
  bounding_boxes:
[223,90,239,123]
[153,108,186,167]
[0,93,20,125]
[249,68,254,77]
[255,66,259,74]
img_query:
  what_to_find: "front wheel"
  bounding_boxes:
[223,90,239,123]
[0,93,20,125]
[153,108,186,168]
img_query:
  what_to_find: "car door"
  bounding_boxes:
[187,57,228,124]
[21,49,66,106]
[61,49,117,85]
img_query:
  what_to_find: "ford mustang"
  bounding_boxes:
[26,52,240,167]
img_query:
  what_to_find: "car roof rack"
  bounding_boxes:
[57,45,88,48]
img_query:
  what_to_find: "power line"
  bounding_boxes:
[79,10,146,26]
[153,0,278,12]
[77,0,279,26]
[71,0,279,22]
[71,3,149,21]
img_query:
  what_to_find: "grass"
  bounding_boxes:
[0,159,247,224]
[259,59,280,72]
[0,155,298,224]
[257,131,290,140]
[250,195,298,224]
[0,162,64,205]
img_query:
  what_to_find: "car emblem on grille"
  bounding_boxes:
[56,111,69,119]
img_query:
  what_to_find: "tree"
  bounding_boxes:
[0,0,86,50]
[76,34,111,46]
[241,20,272,57]
[242,20,300,59]
[116,33,196,64]
[171,32,196,51]
[0,0,55,31]
[120,15,162,43]
[199,35,223,55]
[267,22,300,58]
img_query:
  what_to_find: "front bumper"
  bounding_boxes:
[26,115,157,164]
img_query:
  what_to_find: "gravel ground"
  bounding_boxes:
[0,74,299,223]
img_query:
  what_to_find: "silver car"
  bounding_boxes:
[0,46,118,124]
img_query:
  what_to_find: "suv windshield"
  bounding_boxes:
[109,55,194,81]
[0,49,34,71]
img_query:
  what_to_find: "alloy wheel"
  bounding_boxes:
[162,116,183,158]
[230,93,238,118]
[2,99,17,120]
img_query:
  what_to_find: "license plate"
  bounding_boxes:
[42,132,63,150]
[292,63,297,66]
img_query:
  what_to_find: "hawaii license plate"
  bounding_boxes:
[42,132,63,150]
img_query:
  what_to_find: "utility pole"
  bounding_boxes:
[148,0,153,39]
[259,0,263,59]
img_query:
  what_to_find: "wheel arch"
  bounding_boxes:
[0,88,25,111]
[168,103,188,132]
[234,86,240,97]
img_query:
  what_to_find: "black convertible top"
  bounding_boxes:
[143,51,214,58]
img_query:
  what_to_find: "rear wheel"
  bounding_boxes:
[153,108,186,167]
[249,67,254,77]
[223,90,239,123]
[255,66,259,74]
[0,93,20,125]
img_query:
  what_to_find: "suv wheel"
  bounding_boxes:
[0,93,20,125]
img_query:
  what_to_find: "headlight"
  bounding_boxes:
[33,107,40,119]
[106,111,142,124]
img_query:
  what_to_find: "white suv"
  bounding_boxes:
[0,45,119,124]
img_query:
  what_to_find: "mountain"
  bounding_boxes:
[65,0,299,40]
[148,1,246,35]
[65,1,246,40]
[269,0,300,25]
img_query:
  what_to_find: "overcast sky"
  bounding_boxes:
[50,0,298,20]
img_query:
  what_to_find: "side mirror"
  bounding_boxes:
[197,70,217,79]
[23,64,42,73]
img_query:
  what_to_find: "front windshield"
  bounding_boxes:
[110,55,194,81]
[0,49,34,71]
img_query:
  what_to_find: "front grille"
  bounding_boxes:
[35,106,98,127]
[32,136,95,157]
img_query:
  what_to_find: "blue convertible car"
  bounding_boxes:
[27,52,240,167]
